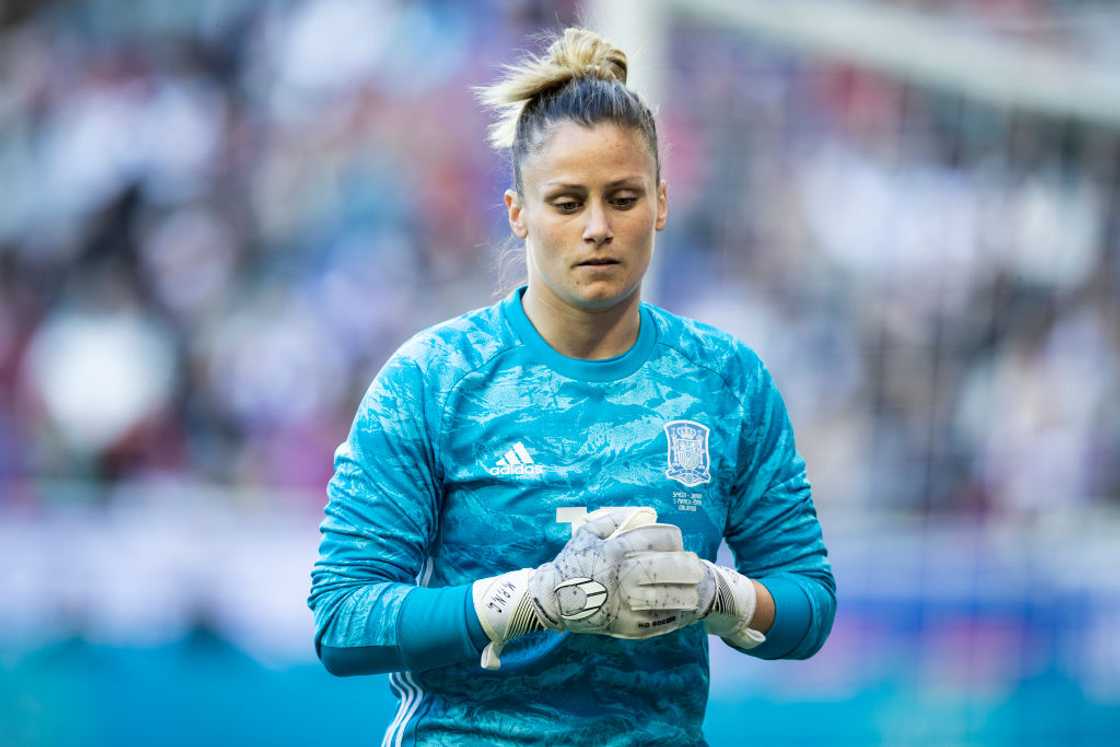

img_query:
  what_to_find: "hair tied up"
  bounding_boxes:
[477,28,629,150]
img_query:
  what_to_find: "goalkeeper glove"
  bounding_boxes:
[698,561,767,650]
[471,507,707,670]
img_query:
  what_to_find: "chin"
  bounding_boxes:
[569,281,639,311]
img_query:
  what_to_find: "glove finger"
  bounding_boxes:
[580,507,657,539]
[609,608,688,639]
[619,552,704,611]
[623,584,701,612]
[609,523,684,554]
[606,507,658,538]
[620,551,705,586]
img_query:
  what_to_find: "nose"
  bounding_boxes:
[582,200,613,247]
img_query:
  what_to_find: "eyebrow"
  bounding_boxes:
[542,177,646,191]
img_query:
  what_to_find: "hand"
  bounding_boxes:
[471,507,709,669]
[530,507,707,639]
[543,510,765,647]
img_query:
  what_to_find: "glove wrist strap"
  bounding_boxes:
[701,561,766,650]
[471,569,546,670]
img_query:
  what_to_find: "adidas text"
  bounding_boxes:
[486,441,546,477]
[487,463,545,477]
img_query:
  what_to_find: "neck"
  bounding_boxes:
[522,284,641,360]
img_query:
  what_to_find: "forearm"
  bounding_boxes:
[740,570,835,660]
[749,579,775,633]
[318,584,488,677]
[704,566,835,660]
[310,577,413,658]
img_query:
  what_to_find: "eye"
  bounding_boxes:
[553,199,582,214]
[611,195,639,210]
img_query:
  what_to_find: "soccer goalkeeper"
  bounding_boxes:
[308,28,835,747]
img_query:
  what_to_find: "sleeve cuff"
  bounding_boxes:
[396,584,483,672]
[743,574,813,660]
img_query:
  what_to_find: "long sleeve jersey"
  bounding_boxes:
[308,287,836,746]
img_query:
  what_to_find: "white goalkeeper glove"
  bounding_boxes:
[698,561,767,650]
[471,507,708,670]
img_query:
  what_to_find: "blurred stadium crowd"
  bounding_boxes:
[1,3,1118,743]
[1,0,1115,517]
[657,14,1120,518]
[0,0,578,505]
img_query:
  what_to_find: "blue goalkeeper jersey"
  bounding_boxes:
[309,287,835,746]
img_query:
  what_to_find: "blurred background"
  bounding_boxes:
[1,0,1118,744]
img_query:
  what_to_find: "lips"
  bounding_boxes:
[575,258,620,267]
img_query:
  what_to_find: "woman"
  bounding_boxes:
[309,28,835,746]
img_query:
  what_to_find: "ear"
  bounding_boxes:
[654,179,669,231]
[504,189,528,239]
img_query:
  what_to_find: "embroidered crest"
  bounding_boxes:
[664,420,711,487]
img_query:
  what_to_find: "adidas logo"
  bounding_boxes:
[486,442,545,477]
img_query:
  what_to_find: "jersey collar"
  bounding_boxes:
[502,286,657,382]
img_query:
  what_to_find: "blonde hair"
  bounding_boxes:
[476,27,659,192]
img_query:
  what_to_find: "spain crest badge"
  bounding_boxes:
[663,420,711,487]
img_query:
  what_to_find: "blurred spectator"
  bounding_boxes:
[0,0,1115,521]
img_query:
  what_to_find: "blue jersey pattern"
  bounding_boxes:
[309,288,835,746]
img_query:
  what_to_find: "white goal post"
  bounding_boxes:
[587,0,1120,129]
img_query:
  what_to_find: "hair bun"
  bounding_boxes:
[477,28,629,149]
[547,27,628,85]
